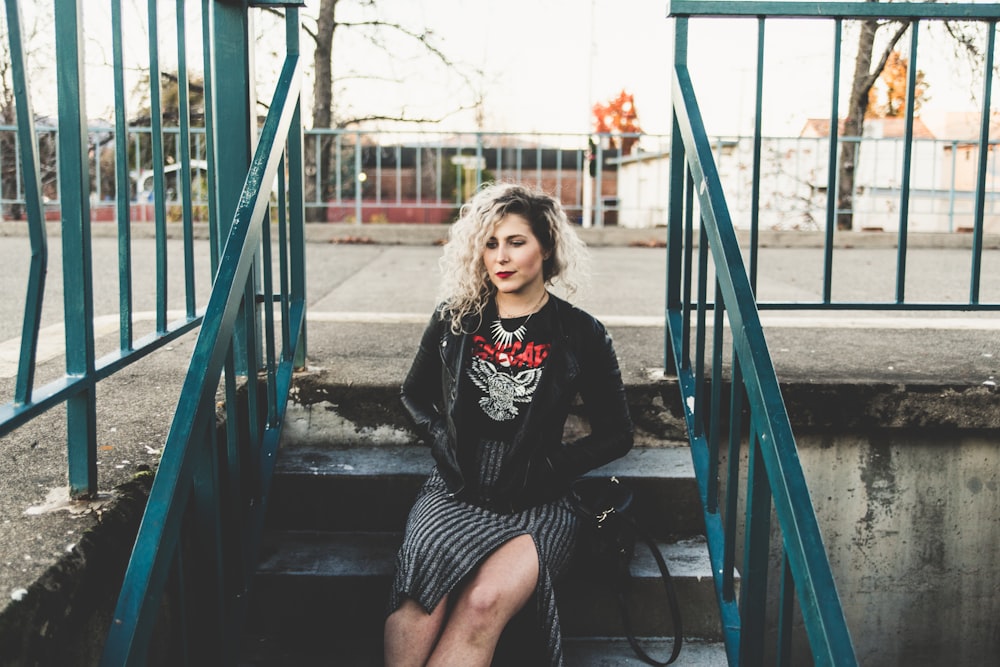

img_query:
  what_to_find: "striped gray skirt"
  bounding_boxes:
[388,438,579,666]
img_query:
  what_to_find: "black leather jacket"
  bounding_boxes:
[400,294,634,512]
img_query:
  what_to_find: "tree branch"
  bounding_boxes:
[337,102,478,129]
[337,19,483,90]
[865,20,911,92]
[261,6,318,41]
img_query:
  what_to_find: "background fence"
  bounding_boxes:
[3,125,999,232]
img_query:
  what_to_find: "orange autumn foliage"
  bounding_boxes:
[592,89,642,154]
[867,50,930,118]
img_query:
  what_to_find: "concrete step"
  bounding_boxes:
[564,638,729,666]
[265,444,705,539]
[246,531,727,643]
[240,635,728,666]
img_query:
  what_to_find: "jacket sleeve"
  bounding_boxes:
[400,311,447,445]
[547,319,634,479]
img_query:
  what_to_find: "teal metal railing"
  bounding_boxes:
[100,1,307,663]
[666,1,1000,665]
[2,0,306,663]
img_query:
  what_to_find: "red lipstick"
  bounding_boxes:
[496,271,514,279]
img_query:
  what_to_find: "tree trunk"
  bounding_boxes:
[305,0,338,221]
[837,17,878,231]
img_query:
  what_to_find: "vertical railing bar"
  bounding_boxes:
[284,9,308,370]
[777,549,796,667]
[277,155,291,360]
[322,133,330,207]
[222,351,243,587]
[91,131,102,207]
[131,131,143,222]
[496,140,504,186]
[111,0,134,354]
[823,19,843,304]
[261,207,278,424]
[491,141,503,188]
[555,145,563,205]
[54,0,98,498]
[330,131,340,205]
[477,133,486,191]
[147,0,169,334]
[455,145,464,206]
[415,144,422,205]
[201,0,220,272]
[354,130,362,224]
[895,22,920,304]
[594,139,604,227]
[749,17,765,294]
[947,139,957,233]
[535,143,542,188]
[722,351,743,601]
[740,426,771,666]
[4,125,12,203]
[177,0,196,317]
[435,144,442,204]
[53,126,61,208]
[5,0,49,406]
[681,172,695,368]
[665,59,687,370]
[970,20,996,305]
[242,275,262,495]
[395,144,402,205]
[374,141,381,204]
[707,280,724,513]
[693,223,709,437]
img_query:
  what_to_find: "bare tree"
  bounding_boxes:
[0,3,58,219]
[837,13,910,230]
[836,1,988,230]
[273,0,480,218]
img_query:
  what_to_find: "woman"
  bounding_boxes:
[384,182,633,666]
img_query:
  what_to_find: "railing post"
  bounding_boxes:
[285,7,308,368]
[54,0,98,498]
[212,0,258,375]
[665,16,689,373]
[4,0,48,407]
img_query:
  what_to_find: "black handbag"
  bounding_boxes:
[568,476,683,666]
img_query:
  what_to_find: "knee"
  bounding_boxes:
[460,580,505,621]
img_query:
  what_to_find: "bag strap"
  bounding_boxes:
[616,515,683,666]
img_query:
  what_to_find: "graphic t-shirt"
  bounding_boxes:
[464,301,552,441]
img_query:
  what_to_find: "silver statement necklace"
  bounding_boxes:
[490,292,548,348]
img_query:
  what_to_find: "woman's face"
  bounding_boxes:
[483,213,549,297]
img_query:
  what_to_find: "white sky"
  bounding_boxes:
[12,0,999,140]
[283,0,999,138]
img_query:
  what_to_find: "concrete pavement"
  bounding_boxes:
[0,222,998,655]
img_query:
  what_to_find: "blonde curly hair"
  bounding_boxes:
[437,182,589,334]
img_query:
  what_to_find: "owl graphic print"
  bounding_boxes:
[467,331,550,423]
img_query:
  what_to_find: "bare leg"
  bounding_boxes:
[427,534,539,667]
[384,594,448,667]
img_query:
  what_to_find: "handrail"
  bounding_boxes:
[667,6,860,665]
[668,61,858,665]
[98,4,306,664]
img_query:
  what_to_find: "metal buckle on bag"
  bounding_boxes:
[595,476,621,524]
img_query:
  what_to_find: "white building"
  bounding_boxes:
[614,114,1000,234]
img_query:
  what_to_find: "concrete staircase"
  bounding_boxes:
[239,409,731,665]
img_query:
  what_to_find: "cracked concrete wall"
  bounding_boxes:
[802,432,1000,666]
[718,427,999,667]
